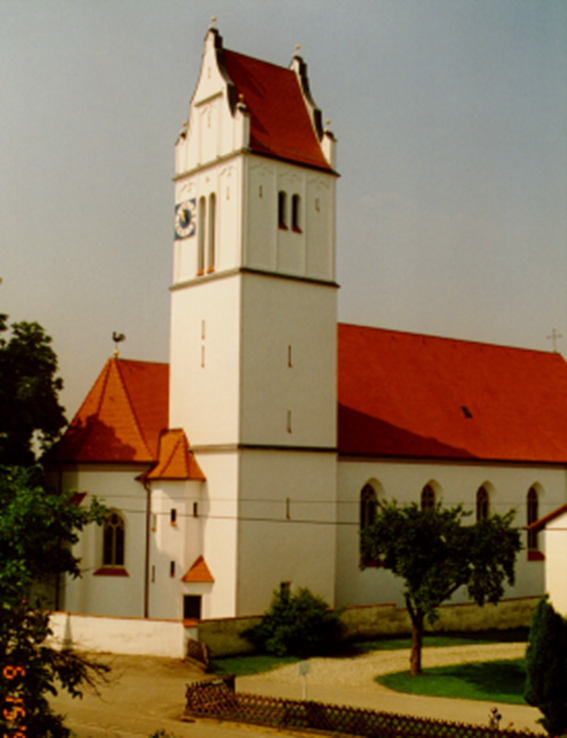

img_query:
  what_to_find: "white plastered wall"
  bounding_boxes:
[544,510,567,616]
[236,449,337,615]
[245,157,335,282]
[240,272,337,448]
[59,465,149,618]
[195,451,240,618]
[336,458,567,609]
[148,479,203,620]
[169,275,241,446]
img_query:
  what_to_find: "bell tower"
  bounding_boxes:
[169,24,339,616]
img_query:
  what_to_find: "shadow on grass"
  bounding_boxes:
[378,659,527,704]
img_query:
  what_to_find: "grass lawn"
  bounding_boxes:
[210,653,302,676]
[353,628,528,654]
[378,659,527,704]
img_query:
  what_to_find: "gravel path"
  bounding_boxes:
[251,642,527,689]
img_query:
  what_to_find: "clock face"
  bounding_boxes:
[174,199,196,239]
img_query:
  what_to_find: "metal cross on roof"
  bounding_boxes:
[547,328,562,353]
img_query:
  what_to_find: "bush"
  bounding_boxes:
[243,584,345,658]
[524,596,567,736]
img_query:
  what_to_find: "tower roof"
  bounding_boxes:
[222,48,332,171]
[338,323,567,463]
[49,358,168,464]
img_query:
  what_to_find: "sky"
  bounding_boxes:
[1,0,566,420]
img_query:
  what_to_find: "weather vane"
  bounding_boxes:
[112,332,126,357]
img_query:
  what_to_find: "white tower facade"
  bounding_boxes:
[169,26,338,616]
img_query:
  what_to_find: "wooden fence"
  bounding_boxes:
[185,677,540,738]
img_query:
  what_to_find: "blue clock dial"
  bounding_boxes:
[174,199,196,239]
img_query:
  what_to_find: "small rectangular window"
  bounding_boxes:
[201,345,205,368]
[193,502,199,518]
[287,410,292,434]
[170,509,177,526]
[170,561,176,578]
[151,565,156,583]
[288,345,292,368]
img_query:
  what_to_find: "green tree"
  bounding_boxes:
[0,315,66,466]
[244,584,345,658]
[360,501,521,675]
[524,596,567,736]
[0,466,108,737]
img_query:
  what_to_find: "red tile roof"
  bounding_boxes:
[53,325,567,468]
[222,49,332,172]
[146,429,205,481]
[181,555,215,583]
[50,358,168,464]
[339,324,567,463]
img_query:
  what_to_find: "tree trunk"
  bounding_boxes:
[410,610,424,676]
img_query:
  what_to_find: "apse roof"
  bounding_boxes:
[338,323,567,463]
[49,358,168,464]
[222,48,332,172]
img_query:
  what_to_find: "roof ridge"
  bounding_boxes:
[113,359,154,460]
[224,47,293,73]
[339,322,561,358]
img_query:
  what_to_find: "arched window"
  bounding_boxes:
[527,487,539,551]
[421,484,435,511]
[291,194,301,232]
[103,512,125,567]
[360,484,378,531]
[207,193,216,271]
[197,196,206,275]
[278,191,287,230]
[476,486,489,521]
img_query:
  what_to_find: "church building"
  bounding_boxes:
[49,25,567,623]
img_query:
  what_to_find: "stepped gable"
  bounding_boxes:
[146,429,205,481]
[338,323,567,463]
[50,358,169,464]
[222,48,331,172]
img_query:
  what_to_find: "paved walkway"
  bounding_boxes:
[238,642,545,734]
[51,643,545,737]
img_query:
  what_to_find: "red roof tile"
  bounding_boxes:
[222,49,332,172]
[181,555,214,583]
[146,429,205,481]
[50,358,168,464]
[338,324,567,463]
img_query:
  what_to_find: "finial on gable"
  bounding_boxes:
[237,92,248,113]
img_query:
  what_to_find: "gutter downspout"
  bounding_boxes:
[143,478,152,619]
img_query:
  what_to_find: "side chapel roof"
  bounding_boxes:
[339,323,567,464]
[145,429,205,481]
